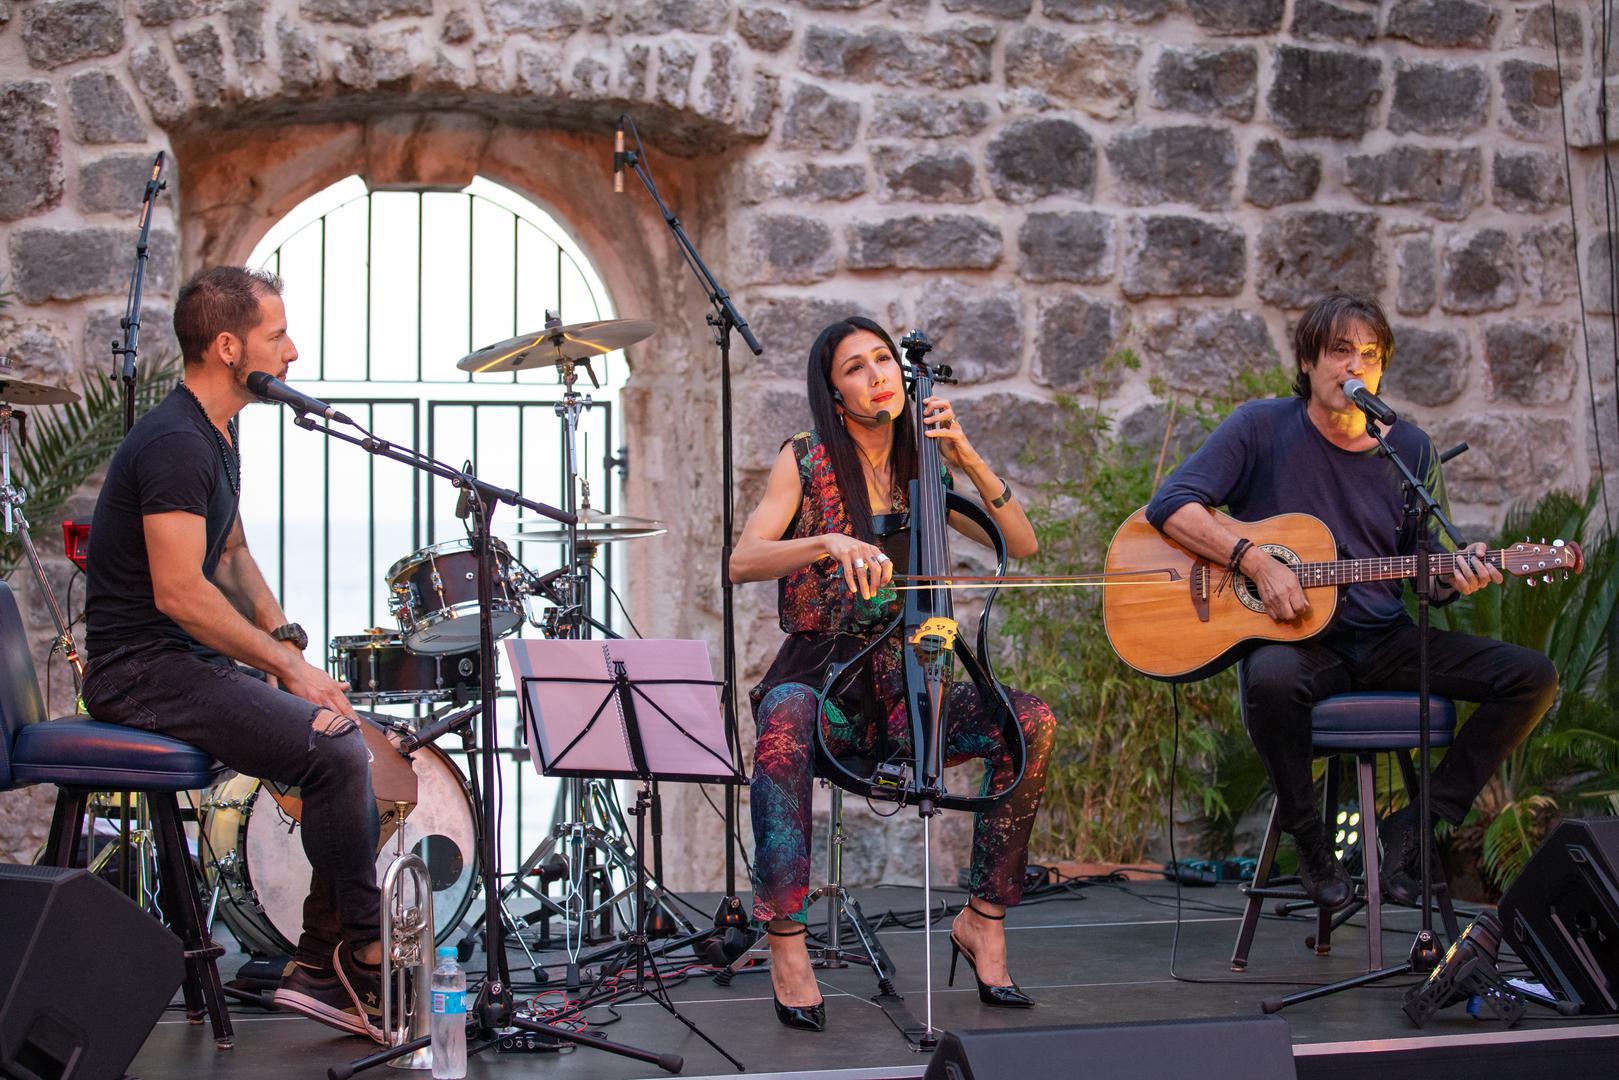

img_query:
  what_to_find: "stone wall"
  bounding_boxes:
[0,0,1611,885]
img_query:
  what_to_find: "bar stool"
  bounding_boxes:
[1230,689,1464,973]
[0,581,235,1047]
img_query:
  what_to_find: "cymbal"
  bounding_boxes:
[0,361,79,405]
[508,509,667,544]
[456,318,657,373]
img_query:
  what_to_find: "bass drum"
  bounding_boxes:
[200,744,479,957]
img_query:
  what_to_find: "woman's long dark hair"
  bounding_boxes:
[806,316,919,542]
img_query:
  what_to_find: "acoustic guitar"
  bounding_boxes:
[1102,506,1580,682]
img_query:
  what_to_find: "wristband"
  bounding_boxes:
[1228,538,1253,574]
[989,477,1012,509]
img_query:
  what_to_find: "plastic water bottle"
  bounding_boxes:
[429,946,467,1079]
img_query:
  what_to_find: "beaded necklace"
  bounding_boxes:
[177,382,240,496]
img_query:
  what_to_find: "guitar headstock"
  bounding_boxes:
[1501,538,1578,582]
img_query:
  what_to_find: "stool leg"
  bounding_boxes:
[151,794,234,1049]
[1358,755,1383,970]
[1231,799,1282,971]
[1315,757,1341,956]
[43,790,89,867]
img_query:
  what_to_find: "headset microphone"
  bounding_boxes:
[831,389,891,425]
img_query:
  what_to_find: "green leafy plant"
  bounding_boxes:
[999,355,1293,863]
[0,357,181,578]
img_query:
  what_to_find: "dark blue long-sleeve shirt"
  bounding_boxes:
[1144,397,1456,631]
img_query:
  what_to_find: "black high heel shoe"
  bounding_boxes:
[767,924,826,1031]
[948,901,1035,1008]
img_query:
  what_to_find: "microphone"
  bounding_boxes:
[1343,377,1396,425]
[245,371,355,425]
[614,118,625,194]
[831,388,891,425]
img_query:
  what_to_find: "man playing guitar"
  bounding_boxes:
[1144,293,1584,910]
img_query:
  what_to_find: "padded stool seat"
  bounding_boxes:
[11,717,230,790]
[1310,692,1457,751]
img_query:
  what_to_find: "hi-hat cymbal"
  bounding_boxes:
[0,361,79,406]
[508,508,667,544]
[456,318,657,373]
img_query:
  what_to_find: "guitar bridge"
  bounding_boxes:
[1191,562,1210,622]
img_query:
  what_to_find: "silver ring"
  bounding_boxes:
[853,558,866,569]
[875,552,891,563]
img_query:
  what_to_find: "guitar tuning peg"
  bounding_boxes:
[1540,537,1547,545]
[1543,574,1553,584]
[1562,571,1570,581]
[1526,577,1537,588]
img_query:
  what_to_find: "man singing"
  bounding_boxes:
[1145,293,1582,910]
[83,266,389,1042]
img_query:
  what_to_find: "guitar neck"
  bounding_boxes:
[1292,549,1497,588]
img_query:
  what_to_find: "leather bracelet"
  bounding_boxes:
[1228,537,1253,573]
[989,477,1012,509]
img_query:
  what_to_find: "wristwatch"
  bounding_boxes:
[269,622,309,651]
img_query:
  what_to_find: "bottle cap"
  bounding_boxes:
[437,946,456,959]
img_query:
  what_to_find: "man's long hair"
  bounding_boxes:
[174,266,284,367]
[1292,293,1393,399]
[806,316,919,543]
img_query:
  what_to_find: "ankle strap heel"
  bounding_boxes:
[966,900,1006,921]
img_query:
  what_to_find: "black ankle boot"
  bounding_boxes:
[1293,826,1353,911]
[1379,804,1439,906]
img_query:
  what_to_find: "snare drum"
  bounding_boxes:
[387,538,526,654]
[330,630,479,704]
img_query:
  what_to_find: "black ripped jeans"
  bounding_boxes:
[84,642,382,968]
[1242,623,1560,837]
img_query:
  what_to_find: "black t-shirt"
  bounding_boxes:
[86,385,240,658]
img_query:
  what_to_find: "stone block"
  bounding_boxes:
[699,41,739,120]
[1290,0,1377,44]
[1344,146,1483,223]
[1382,326,1466,407]
[1493,150,1569,214]
[1116,402,1209,469]
[800,23,995,91]
[1033,295,1127,394]
[277,19,322,91]
[303,0,433,23]
[739,69,779,138]
[10,227,177,304]
[1388,61,1488,136]
[617,0,728,32]
[130,44,189,122]
[134,0,218,24]
[1386,0,1498,48]
[870,97,991,140]
[1442,229,1519,314]
[21,0,123,70]
[744,214,836,285]
[846,215,1002,270]
[911,280,1023,384]
[745,296,880,376]
[334,33,416,91]
[80,153,174,215]
[1510,4,1581,51]
[942,0,1032,15]
[620,44,650,99]
[1267,45,1382,139]
[656,40,697,109]
[780,82,860,152]
[1107,126,1237,211]
[961,392,1074,485]
[1017,211,1114,284]
[175,25,228,109]
[797,0,882,8]
[1519,223,1575,306]
[738,6,792,51]
[873,145,978,203]
[1150,45,1258,121]
[1187,0,1284,34]
[740,162,866,204]
[1256,211,1383,308]
[228,0,268,64]
[0,81,63,223]
[481,0,584,38]
[1395,232,1436,316]
[441,6,475,44]
[0,318,75,381]
[985,117,1097,204]
[1430,414,1570,506]
[1584,233,1619,317]
[1484,320,1573,405]
[1140,308,1278,394]
[1500,60,1563,138]
[85,304,179,366]
[1121,215,1246,299]
[1005,26,1139,120]
[1044,0,1172,21]
[1245,139,1320,208]
[571,56,609,97]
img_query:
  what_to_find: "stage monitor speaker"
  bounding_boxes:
[1499,816,1619,1016]
[0,864,184,1080]
[922,1015,1296,1080]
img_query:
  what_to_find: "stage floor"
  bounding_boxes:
[132,879,1619,1079]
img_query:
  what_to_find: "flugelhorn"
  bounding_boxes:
[380,800,435,1068]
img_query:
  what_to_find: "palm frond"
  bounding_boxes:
[1482,794,1558,889]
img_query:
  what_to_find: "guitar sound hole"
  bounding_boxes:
[1236,544,1302,615]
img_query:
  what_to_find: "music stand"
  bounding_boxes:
[507,638,745,1070]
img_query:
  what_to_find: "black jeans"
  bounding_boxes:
[1242,623,1559,836]
[83,643,382,967]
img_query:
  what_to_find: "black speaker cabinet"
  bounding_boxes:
[0,865,183,1080]
[922,1015,1296,1080]
[1499,816,1619,1015]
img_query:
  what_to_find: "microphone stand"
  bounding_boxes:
[617,115,758,936]
[290,415,682,1076]
[1263,416,1468,1015]
[113,151,166,437]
